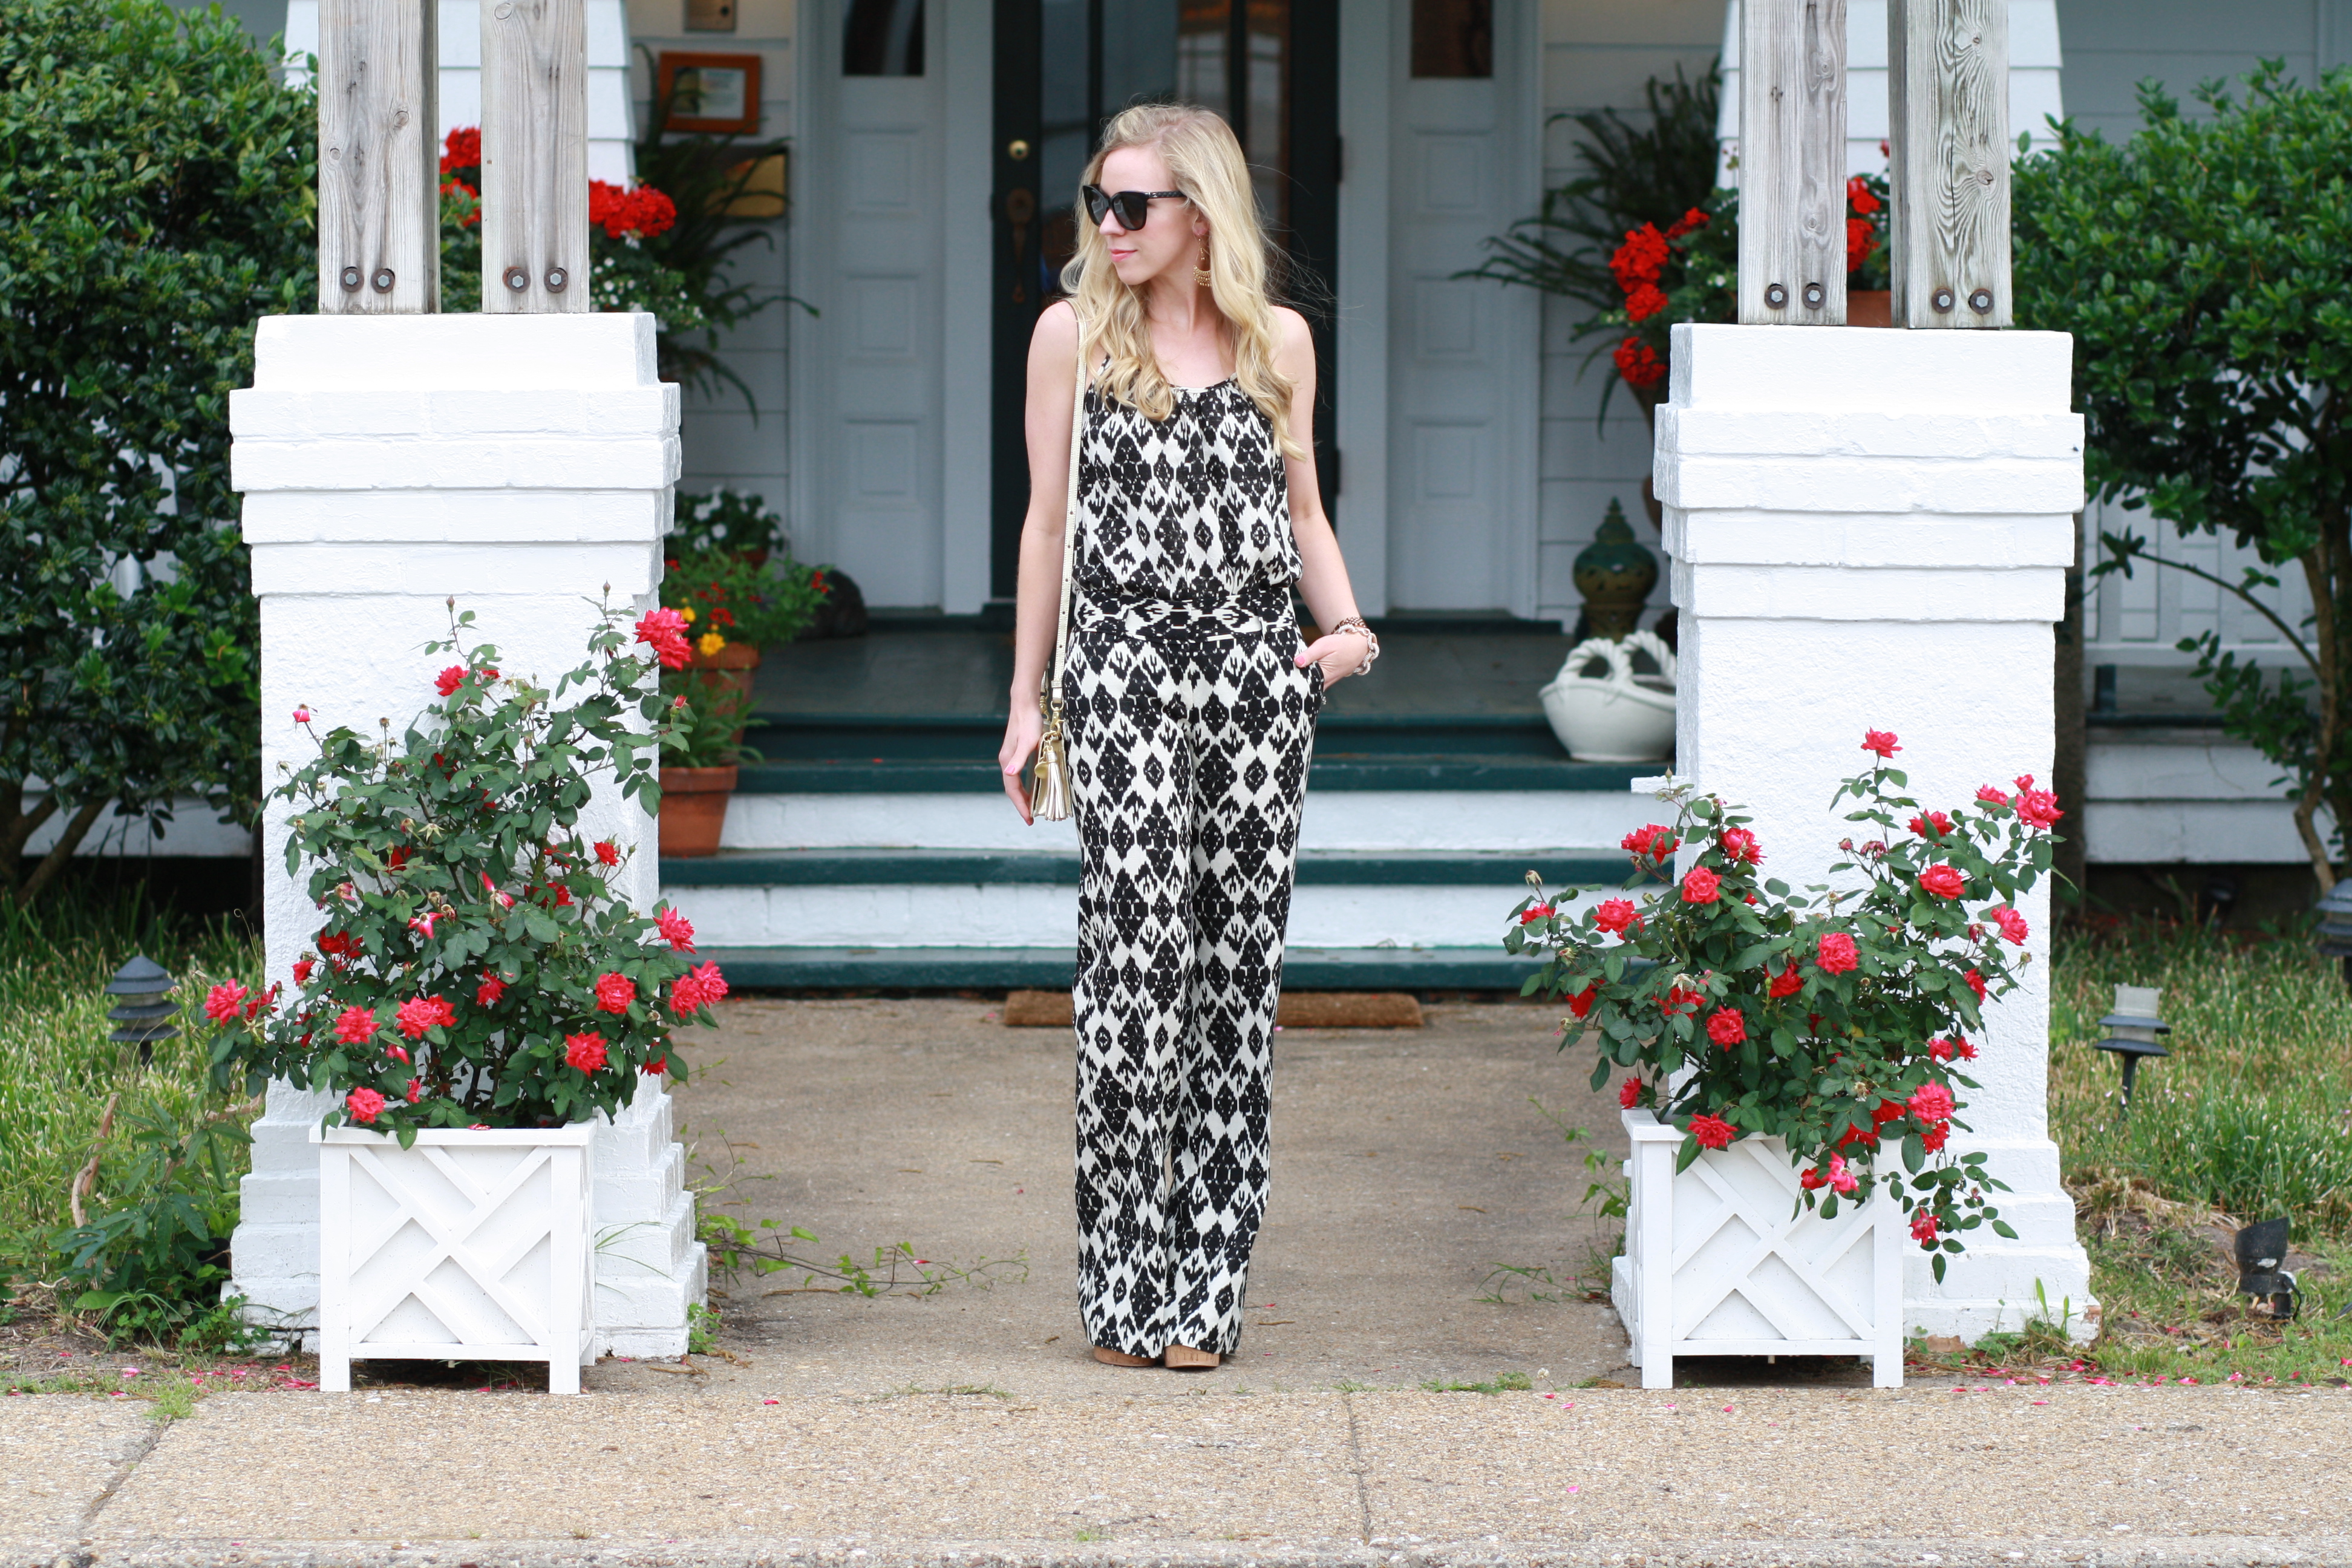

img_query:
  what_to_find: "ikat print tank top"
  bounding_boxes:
[1073,378,1299,604]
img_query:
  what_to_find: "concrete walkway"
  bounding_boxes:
[7,1000,2345,1565]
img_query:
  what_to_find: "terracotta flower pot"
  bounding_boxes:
[1847,289,1892,328]
[658,765,739,858]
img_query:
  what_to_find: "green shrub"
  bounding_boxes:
[0,0,313,905]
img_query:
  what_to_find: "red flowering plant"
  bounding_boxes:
[1505,731,2062,1279]
[207,599,726,1141]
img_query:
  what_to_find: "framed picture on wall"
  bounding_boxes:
[656,51,762,136]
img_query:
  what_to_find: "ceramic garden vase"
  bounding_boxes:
[658,765,740,858]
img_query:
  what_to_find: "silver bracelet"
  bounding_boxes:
[1330,616,1380,676]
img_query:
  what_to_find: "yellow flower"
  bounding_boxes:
[678,606,696,623]
[697,630,727,657]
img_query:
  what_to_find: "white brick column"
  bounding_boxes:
[1655,322,2094,1342]
[227,313,705,1356]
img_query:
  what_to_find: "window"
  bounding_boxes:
[844,0,924,76]
[1411,0,1491,79]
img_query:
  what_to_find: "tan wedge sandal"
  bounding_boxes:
[1093,1345,1155,1367]
[1163,1344,1221,1370]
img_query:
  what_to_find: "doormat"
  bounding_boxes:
[1000,990,1423,1028]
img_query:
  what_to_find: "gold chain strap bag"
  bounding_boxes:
[1028,342,1087,822]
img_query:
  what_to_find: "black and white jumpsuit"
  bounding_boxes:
[1063,376,1322,1360]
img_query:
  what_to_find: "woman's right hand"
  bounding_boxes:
[999,704,1044,825]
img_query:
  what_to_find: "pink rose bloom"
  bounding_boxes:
[1908,1082,1956,1123]
[1829,1154,1858,1195]
[1718,828,1762,864]
[1975,784,2010,806]
[292,705,312,724]
[1910,1209,1940,1246]
[1860,730,1901,758]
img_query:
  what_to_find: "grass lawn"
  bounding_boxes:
[0,886,263,1341]
[1914,916,2352,1386]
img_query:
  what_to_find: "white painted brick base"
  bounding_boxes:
[1655,323,2096,1344]
[226,313,703,1356]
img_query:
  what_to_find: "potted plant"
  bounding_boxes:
[656,655,762,860]
[1506,731,2061,1387]
[208,600,729,1393]
[662,489,831,716]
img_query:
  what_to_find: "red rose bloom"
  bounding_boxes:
[1719,828,1761,864]
[1837,1122,1881,1151]
[1922,1123,1949,1152]
[317,931,356,957]
[1682,866,1721,904]
[1929,1036,1959,1062]
[594,840,620,867]
[635,608,693,670]
[1688,1113,1735,1150]
[203,982,250,1024]
[1861,730,1901,758]
[594,972,636,1013]
[345,1087,387,1124]
[564,1031,610,1073]
[1621,825,1679,859]
[1520,903,1556,925]
[1663,984,1704,1018]
[2016,788,2063,830]
[1767,964,1802,998]
[476,973,508,1007]
[1991,905,2030,944]
[406,1078,423,1103]
[1907,811,1953,838]
[642,1057,668,1076]
[333,1005,378,1045]
[384,1044,410,1065]
[1976,783,2010,805]
[1964,969,1987,1002]
[394,995,456,1040]
[1593,898,1638,935]
[657,907,697,952]
[434,665,466,697]
[1800,1165,1828,1191]
[1618,1078,1641,1109]
[1907,1082,1955,1122]
[292,956,316,986]
[1705,1007,1746,1047]
[1873,1098,1907,1126]
[1919,864,1966,900]
[1910,1209,1940,1246]
[1816,931,1860,975]
[1566,984,1599,1021]
[1664,206,1709,240]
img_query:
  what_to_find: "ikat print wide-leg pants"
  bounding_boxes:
[1063,595,1322,1359]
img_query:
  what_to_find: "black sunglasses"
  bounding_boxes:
[1082,185,1186,229]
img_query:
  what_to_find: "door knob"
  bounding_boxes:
[1007,138,1031,161]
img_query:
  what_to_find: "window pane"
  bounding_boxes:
[1177,0,1230,118]
[1410,0,1490,78]
[843,0,924,76]
[1246,0,1287,230]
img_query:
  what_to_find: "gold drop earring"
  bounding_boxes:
[1194,240,1214,289]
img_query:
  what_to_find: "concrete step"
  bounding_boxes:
[698,944,1550,991]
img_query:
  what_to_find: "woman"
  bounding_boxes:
[996,104,1379,1371]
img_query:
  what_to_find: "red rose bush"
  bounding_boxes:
[1505,733,2062,1278]
[209,600,720,1140]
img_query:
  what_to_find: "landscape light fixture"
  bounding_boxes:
[2233,1217,2301,1321]
[2314,881,2352,987]
[2091,983,2169,1117]
[103,955,178,1070]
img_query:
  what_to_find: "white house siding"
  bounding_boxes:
[1535,2,1720,626]
[622,0,797,539]
[2056,0,2352,142]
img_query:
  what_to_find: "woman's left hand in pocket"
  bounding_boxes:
[1296,631,1368,688]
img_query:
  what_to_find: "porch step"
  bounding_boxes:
[660,848,1623,953]
[700,945,1547,992]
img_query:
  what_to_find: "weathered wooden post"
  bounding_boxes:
[1887,0,2011,328]
[1737,0,1848,326]
[1644,7,2093,1359]
[231,0,699,1357]
[316,0,439,313]
[480,0,590,314]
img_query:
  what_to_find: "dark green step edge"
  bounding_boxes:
[733,757,1650,794]
[702,945,1547,993]
[663,848,1631,889]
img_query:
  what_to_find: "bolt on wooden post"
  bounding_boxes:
[1887,0,2011,328]
[1737,0,1848,326]
[481,0,590,314]
[316,0,439,313]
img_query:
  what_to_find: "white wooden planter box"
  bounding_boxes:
[314,1124,596,1395]
[1611,1108,1903,1389]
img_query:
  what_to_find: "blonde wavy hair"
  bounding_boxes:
[1060,103,1304,459]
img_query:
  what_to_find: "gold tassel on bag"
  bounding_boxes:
[1030,688,1072,822]
[1029,335,1086,825]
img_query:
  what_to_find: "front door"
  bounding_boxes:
[988,0,1341,601]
